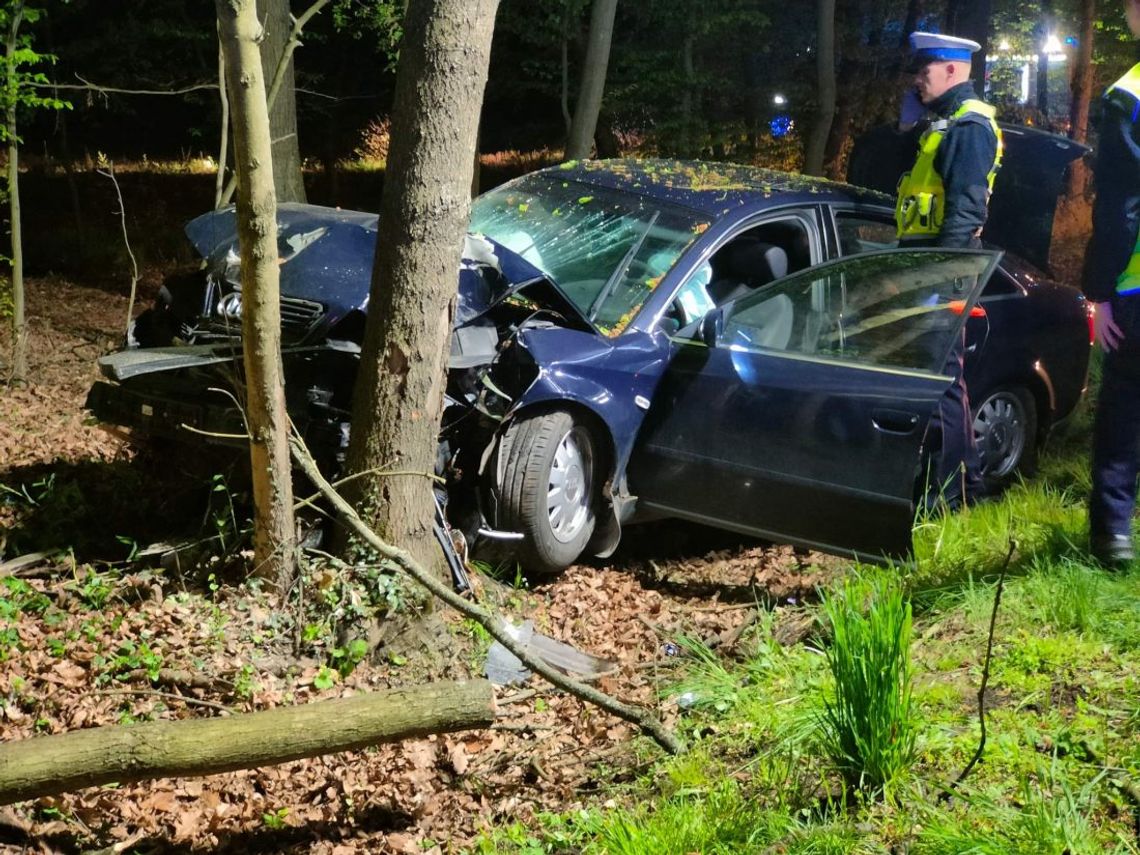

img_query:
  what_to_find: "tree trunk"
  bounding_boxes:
[258,0,306,203]
[946,0,991,96]
[0,680,494,805]
[214,33,230,210]
[216,0,296,592]
[343,0,500,577]
[678,34,697,159]
[900,0,923,50]
[805,0,836,177]
[1066,0,1096,195]
[6,3,26,384]
[565,0,618,160]
[560,9,572,137]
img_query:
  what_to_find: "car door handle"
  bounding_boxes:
[872,408,920,435]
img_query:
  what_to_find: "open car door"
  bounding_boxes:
[627,248,1002,561]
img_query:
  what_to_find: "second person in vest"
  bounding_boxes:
[896,32,1004,508]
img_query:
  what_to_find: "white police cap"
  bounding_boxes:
[908,31,982,70]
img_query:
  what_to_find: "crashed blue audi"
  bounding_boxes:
[87,146,1093,575]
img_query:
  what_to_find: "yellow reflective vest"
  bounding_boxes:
[895,99,1003,240]
[1112,64,1140,295]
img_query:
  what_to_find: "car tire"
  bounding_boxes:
[972,385,1037,489]
[497,410,597,576]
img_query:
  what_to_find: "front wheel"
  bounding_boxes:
[972,385,1037,489]
[496,410,598,576]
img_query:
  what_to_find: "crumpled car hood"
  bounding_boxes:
[184,203,594,333]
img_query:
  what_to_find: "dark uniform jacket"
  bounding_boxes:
[926,82,1000,248]
[1083,75,1140,325]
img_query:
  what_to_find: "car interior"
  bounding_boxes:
[666,218,812,333]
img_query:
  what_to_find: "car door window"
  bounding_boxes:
[721,250,998,374]
[835,213,897,256]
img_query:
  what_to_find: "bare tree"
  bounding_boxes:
[258,0,306,202]
[215,0,297,592]
[343,0,500,575]
[1067,0,1096,195]
[805,0,836,176]
[565,0,618,160]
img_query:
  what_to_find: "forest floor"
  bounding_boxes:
[0,272,841,853]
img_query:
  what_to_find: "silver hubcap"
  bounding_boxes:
[973,392,1026,478]
[547,427,593,543]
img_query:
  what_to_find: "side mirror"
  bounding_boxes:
[698,309,723,347]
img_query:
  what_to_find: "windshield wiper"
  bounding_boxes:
[587,210,660,323]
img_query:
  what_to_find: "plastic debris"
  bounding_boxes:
[484,620,617,687]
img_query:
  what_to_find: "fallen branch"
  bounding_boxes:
[0,679,493,805]
[946,538,1016,795]
[290,434,683,754]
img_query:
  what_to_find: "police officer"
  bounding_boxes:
[1085,0,1140,567]
[896,32,1004,508]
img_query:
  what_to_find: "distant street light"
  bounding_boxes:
[773,94,787,106]
[1043,34,1063,54]
[999,38,1012,51]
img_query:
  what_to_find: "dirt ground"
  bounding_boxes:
[0,274,838,853]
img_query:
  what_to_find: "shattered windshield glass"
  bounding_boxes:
[468,174,709,336]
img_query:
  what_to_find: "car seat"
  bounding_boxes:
[707,240,789,306]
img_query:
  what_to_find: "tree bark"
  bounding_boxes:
[6,2,26,384]
[945,0,991,96]
[804,0,836,177]
[214,32,230,211]
[0,680,494,805]
[343,0,500,576]
[565,0,618,160]
[1066,0,1096,195]
[258,0,306,203]
[900,0,923,50]
[216,0,297,592]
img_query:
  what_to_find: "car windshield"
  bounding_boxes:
[469,173,709,336]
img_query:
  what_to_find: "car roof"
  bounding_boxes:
[540,158,892,218]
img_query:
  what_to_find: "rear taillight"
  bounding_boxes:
[1086,302,1096,346]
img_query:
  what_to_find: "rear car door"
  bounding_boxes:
[627,248,1002,561]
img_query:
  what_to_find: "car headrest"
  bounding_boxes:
[713,240,789,287]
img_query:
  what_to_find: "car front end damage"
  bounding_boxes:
[85,205,602,557]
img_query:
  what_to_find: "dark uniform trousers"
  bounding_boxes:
[1090,301,1140,538]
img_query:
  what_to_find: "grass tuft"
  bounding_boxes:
[818,573,916,797]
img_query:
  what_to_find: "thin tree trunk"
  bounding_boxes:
[560,9,572,138]
[679,34,696,158]
[258,0,306,202]
[219,0,331,208]
[947,0,991,96]
[805,0,836,177]
[343,0,500,577]
[0,680,494,805]
[565,0,618,160]
[6,2,26,384]
[214,33,230,210]
[216,0,296,592]
[1066,0,1096,195]
[901,0,923,50]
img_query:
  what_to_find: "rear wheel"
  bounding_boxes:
[496,410,598,576]
[972,385,1037,489]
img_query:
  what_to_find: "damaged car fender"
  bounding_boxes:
[497,324,673,558]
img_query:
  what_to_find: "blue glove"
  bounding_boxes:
[899,89,926,128]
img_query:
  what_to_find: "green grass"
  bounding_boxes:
[818,574,916,798]
[477,384,1140,854]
